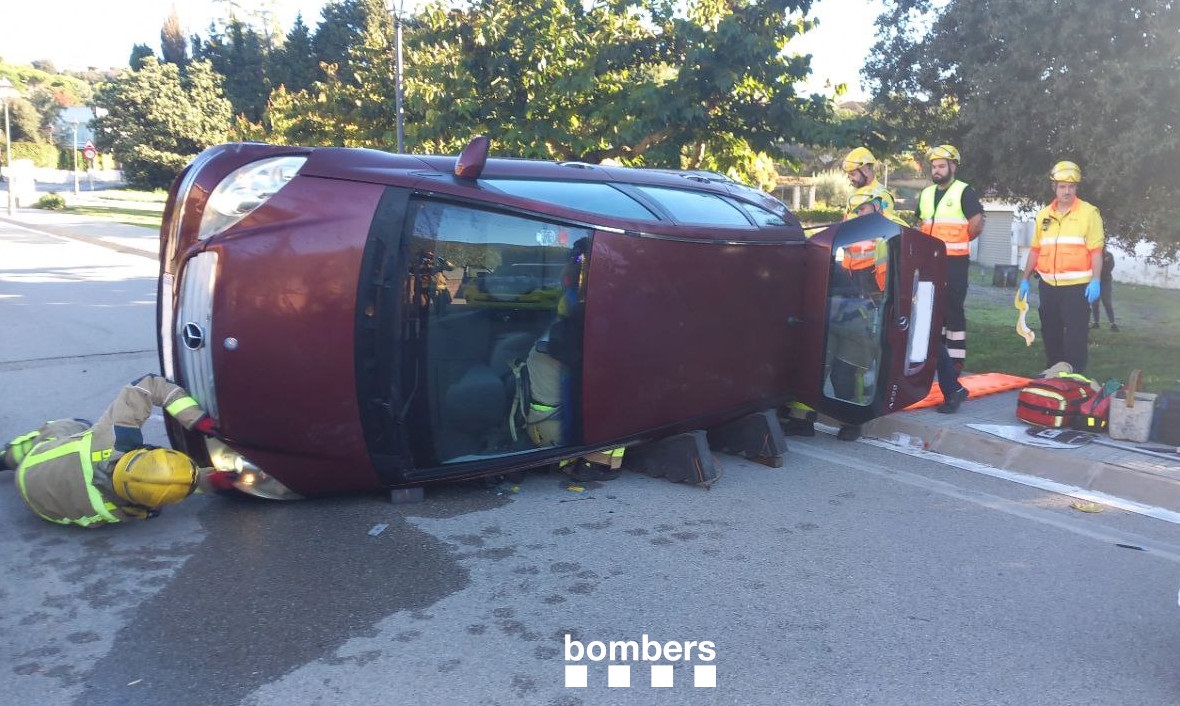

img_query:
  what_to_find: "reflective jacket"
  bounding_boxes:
[1031,198,1105,286]
[843,180,897,272]
[7,375,206,527]
[918,180,971,257]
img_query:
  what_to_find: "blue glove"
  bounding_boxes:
[1018,279,1030,300]
[1085,279,1101,303]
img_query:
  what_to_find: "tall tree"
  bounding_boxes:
[93,57,232,188]
[129,44,155,70]
[310,0,391,85]
[865,0,1180,258]
[269,14,319,93]
[195,18,270,122]
[394,0,829,188]
[161,9,189,67]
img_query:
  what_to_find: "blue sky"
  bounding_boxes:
[0,0,883,101]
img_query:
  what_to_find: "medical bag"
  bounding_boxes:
[1016,378,1093,429]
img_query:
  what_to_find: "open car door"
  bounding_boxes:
[792,213,947,426]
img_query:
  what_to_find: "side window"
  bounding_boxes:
[406,199,591,464]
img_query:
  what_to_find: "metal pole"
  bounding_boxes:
[395,3,405,154]
[4,100,12,216]
[72,122,79,196]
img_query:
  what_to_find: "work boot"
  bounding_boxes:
[1110,323,1119,332]
[936,386,969,414]
[782,417,816,437]
[1091,321,1100,329]
[560,459,621,483]
[836,425,861,441]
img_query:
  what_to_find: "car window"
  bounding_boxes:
[633,186,753,226]
[485,179,659,221]
[405,199,591,465]
[730,198,787,226]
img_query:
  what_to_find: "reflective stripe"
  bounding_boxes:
[5,430,40,465]
[165,395,200,417]
[17,432,121,526]
[91,448,112,463]
[1040,235,1087,246]
[530,403,557,412]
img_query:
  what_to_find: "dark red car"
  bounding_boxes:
[158,138,945,498]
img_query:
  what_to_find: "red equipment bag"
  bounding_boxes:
[1073,379,1124,432]
[1017,378,1094,428]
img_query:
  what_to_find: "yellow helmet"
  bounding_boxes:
[112,448,199,507]
[847,186,883,212]
[926,144,960,164]
[841,147,876,173]
[1050,160,1082,183]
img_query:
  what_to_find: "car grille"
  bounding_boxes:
[176,252,220,419]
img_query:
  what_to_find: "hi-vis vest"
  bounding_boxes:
[16,429,129,526]
[1032,198,1103,286]
[919,181,971,257]
[843,180,896,272]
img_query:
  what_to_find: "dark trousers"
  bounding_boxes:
[936,345,962,397]
[1038,280,1091,373]
[943,257,969,365]
[1090,277,1115,324]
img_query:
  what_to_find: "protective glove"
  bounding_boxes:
[1085,279,1101,304]
[1017,279,1030,301]
[193,415,220,437]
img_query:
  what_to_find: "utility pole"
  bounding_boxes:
[72,121,80,196]
[393,0,406,154]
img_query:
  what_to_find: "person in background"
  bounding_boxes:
[1019,161,1105,374]
[1090,247,1117,331]
[916,145,985,373]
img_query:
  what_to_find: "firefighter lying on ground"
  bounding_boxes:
[1,374,218,527]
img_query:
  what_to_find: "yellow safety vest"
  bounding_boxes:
[1032,198,1104,286]
[918,181,971,257]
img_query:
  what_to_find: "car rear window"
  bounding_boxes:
[634,186,753,226]
[485,179,659,221]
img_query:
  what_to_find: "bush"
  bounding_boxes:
[34,192,67,210]
[812,169,854,209]
[11,141,59,168]
[794,207,843,225]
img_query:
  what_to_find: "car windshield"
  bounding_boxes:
[633,186,753,226]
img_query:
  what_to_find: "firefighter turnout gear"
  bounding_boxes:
[2,375,211,527]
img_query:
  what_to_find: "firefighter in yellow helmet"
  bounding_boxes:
[841,147,897,216]
[1018,160,1104,374]
[916,144,984,378]
[1,374,217,527]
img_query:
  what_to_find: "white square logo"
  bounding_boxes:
[694,664,717,688]
[565,664,587,688]
[608,664,631,688]
[651,665,674,688]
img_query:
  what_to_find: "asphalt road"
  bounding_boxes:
[3,220,1180,706]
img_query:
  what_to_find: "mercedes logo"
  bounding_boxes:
[181,322,205,351]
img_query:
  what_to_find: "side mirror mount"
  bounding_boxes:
[455,135,490,180]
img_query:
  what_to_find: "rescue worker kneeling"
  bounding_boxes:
[1,374,217,527]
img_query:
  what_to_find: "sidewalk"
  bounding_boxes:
[5,199,1180,517]
[859,389,1180,516]
[0,192,160,259]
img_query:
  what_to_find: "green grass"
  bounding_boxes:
[964,264,1180,392]
[59,188,166,229]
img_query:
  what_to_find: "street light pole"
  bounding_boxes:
[72,121,80,196]
[393,0,406,154]
[0,77,16,216]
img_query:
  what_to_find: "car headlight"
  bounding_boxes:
[205,438,303,501]
[198,155,307,240]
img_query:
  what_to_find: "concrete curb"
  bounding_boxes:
[862,413,1180,515]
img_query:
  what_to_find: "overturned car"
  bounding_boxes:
[158,137,945,498]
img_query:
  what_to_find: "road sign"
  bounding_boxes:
[82,141,96,161]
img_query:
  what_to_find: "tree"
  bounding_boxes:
[93,58,232,188]
[268,14,319,93]
[129,44,155,70]
[195,18,270,122]
[391,0,830,187]
[864,0,1180,258]
[161,9,189,67]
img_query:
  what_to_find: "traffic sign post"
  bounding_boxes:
[82,141,96,161]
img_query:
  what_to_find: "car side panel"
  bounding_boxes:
[580,231,807,444]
